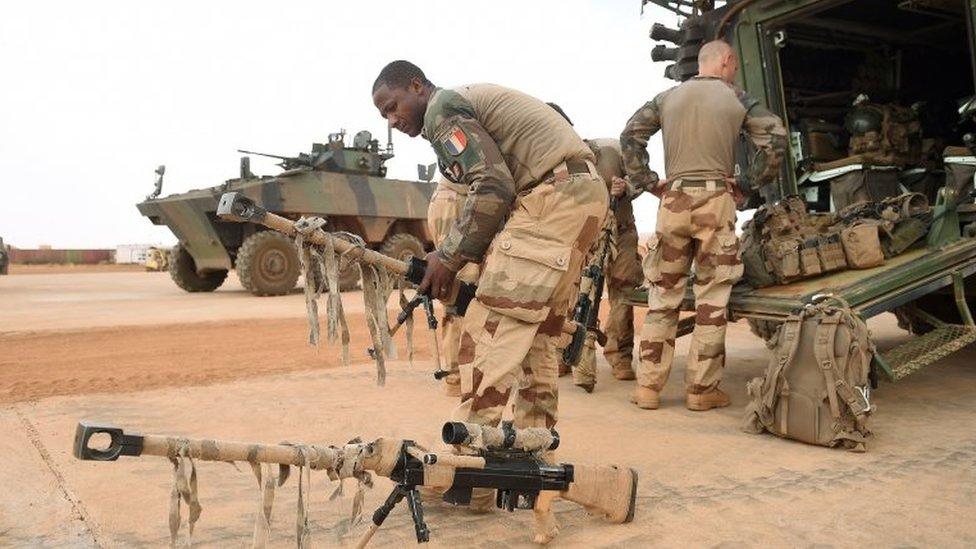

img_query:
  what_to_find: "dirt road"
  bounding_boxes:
[2,270,975,547]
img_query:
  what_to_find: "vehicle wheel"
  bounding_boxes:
[380,233,426,288]
[169,243,228,292]
[380,233,425,263]
[747,318,782,345]
[237,231,301,296]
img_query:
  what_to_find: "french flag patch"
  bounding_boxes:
[442,127,467,156]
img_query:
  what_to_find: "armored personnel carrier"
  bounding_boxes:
[137,130,435,296]
[632,0,976,381]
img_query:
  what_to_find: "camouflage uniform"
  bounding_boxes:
[426,177,480,394]
[571,139,643,389]
[621,76,786,400]
[423,83,608,428]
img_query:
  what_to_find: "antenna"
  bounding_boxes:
[386,124,394,155]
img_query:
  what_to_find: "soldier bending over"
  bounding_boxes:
[372,61,608,428]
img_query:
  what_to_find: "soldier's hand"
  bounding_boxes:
[610,176,628,198]
[418,252,458,301]
[726,177,746,207]
[650,178,669,198]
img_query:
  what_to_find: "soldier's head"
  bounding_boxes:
[697,40,738,84]
[372,60,435,138]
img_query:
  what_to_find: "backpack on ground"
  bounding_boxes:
[743,295,875,451]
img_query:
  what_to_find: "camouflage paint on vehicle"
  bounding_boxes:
[138,130,436,289]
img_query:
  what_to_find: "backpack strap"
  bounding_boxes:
[813,310,844,422]
[815,309,873,429]
[758,312,805,427]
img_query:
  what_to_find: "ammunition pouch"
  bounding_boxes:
[841,221,885,269]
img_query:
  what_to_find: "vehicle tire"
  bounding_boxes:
[237,231,301,296]
[380,233,426,288]
[747,318,782,345]
[380,233,426,263]
[169,243,228,292]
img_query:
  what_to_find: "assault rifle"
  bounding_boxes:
[562,197,617,366]
[216,192,585,340]
[74,420,637,546]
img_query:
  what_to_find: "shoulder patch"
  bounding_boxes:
[439,160,464,183]
[441,126,468,156]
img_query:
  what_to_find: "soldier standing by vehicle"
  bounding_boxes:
[616,40,786,411]
[372,61,608,429]
[425,175,481,398]
[545,103,643,390]
[563,139,644,391]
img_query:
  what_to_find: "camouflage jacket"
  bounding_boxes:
[421,84,593,271]
[620,76,787,197]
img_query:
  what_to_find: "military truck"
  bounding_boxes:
[137,130,435,296]
[632,0,976,381]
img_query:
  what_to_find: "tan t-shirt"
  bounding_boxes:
[657,77,746,180]
[620,76,787,194]
[421,83,594,268]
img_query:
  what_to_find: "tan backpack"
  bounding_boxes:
[743,296,875,451]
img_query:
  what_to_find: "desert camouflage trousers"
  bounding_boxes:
[572,216,643,387]
[452,165,608,428]
[638,186,743,394]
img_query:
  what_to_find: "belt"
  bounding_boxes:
[540,160,594,183]
[670,178,727,191]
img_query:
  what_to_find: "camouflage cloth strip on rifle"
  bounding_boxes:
[293,218,399,386]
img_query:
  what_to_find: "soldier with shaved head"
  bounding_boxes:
[615,40,787,411]
[372,61,608,429]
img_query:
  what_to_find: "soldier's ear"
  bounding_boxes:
[409,76,424,94]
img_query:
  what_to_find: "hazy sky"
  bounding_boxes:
[0,1,677,249]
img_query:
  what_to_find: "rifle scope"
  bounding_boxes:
[442,422,560,452]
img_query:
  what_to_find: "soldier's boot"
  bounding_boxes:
[444,381,461,397]
[532,491,560,545]
[629,386,660,409]
[443,373,461,397]
[611,365,636,381]
[685,388,731,411]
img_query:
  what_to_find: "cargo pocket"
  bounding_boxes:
[641,234,662,284]
[714,233,744,283]
[476,235,572,323]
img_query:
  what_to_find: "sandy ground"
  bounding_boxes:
[1,270,975,547]
[7,263,146,275]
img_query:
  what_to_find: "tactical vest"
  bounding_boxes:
[845,102,922,166]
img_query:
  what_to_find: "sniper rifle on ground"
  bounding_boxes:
[74,420,637,546]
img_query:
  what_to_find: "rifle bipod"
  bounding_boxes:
[356,480,429,548]
[367,292,449,380]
